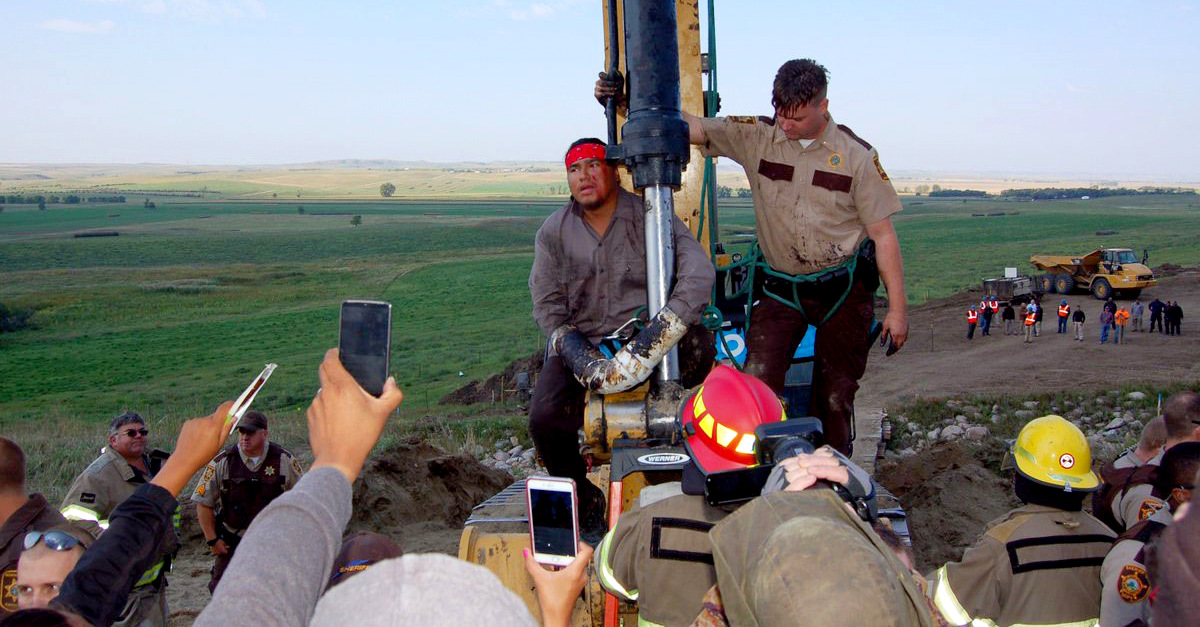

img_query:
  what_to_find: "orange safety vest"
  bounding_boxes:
[967,310,979,323]
[1115,310,1130,325]
[1024,312,1037,326]
[1058,305,1070,317]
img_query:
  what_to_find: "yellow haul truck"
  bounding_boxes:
[1029,248,1157,300]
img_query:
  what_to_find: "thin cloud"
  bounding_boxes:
[40,19,116,34]
[80,0,266,22]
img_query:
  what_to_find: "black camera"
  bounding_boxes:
[702,418,824,506]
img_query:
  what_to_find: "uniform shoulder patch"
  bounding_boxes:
[200,463,217,484]
[757,115,775,126]
[874,154,890,181]
[1117,564,1149,603]
[837,124,872,150]
[1138,499,1164,521]
[727,115,758,125]
[80,492,96,504]
[1,568,18,612]
[290,458,304,475]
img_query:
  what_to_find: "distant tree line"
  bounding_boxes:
[1,194,127,204]
[717,186,752,198]
[928,189,989,198]
[999,187,1197,200]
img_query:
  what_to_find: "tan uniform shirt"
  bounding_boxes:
[1109,450,1166,530]
[529,188,714,344]
[931,504,1114,626]
[191,443,302,521]
[596,494,731,627]
[1,494,67,615]
[1110,448,1144,470]
[61,448,151,523]
[1099,509,1171,627]
[699,114,902,275]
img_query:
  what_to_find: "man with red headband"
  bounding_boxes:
[528,137,714,543]
[597,59,909,455]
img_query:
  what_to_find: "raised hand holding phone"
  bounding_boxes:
[338,300,392,397]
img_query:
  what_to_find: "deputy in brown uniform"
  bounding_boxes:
[596,60,907,454]
[60,412,175,627]
[930,415,1114,626]
[192,411,301,593]
[1,438,68,617]
[1099,442,1200,627]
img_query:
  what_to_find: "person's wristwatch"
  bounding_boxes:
[206,538,220,546]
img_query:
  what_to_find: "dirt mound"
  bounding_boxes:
[441,349,545,405]
[1153,263,1187,277]
[349,437,513,549]
[878,443,1019,573]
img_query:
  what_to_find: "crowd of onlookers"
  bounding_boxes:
[969,295,1184,344]
[3,352,1200,626]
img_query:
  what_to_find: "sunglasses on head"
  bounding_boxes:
[119,428,149,437]
[23,530,83,552]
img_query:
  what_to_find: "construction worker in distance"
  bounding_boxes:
[966,306,979,340]
[985,296,999,336]
[1099,441,1200,627]
[1056,300,1070,334]
[929,415,1115,627]
[1114,306,1131,345]
[1023,307,1037,344]
[595,365,878,626]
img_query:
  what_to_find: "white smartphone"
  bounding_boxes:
[225,363,277,431]
[526,476,580,567]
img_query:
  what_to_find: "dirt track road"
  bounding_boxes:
[858,268,1200,410]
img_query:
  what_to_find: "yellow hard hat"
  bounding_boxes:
[1012,415,1100,492]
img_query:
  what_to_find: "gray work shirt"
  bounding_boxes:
[530,188,714,344]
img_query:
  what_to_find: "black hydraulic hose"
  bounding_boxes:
[605,0,621,149]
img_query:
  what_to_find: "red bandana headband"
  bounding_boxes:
[564,143,608,169]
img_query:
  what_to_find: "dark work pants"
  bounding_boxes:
[744,280,873,455]
[1150,313,1163,333]
[967,322,977,339]
[980,315,991,335]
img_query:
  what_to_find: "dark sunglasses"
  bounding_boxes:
[23,530,83,552]
[120,428,149,437]
[1176,484,1195,491]
[236,427,260,435]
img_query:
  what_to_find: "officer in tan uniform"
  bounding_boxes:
[930,415,1115,627]
[1111,417,1165,470]
[601,58,908,453]
[1099,442,1200,627]
[60,412,175,627]
[595,366,778,627]
[192,411,301,593]
[1099,392,1200,531]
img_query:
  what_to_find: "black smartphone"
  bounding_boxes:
[338,300,392,397]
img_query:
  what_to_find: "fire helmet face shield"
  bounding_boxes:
[680,365,787,474]
[1011,415,1100,492]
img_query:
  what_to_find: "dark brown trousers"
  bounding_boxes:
[744,281,873,454]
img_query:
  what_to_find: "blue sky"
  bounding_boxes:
[1,0,1197,179]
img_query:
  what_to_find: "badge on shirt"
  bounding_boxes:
[264,466,276,477]
[1138,499,1164,520]
[1,568,18,612]
[828,153,843,169]
[873,154,890,181]
[1117,564,1149,603]
[80,492,96,504]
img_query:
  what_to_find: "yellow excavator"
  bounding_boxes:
[458,2,905,624]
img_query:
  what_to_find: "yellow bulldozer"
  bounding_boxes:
[1029,248,1157,300]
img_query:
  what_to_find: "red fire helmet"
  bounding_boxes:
[680,364,787,474]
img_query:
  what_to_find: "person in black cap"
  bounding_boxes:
[191,411,302,593]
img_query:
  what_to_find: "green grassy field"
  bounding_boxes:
[3,193,1199,496]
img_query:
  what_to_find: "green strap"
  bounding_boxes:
[757,249,859,327]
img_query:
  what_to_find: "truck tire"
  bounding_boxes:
[1038,274,1056,293]
[1053,274,1075,294]
[1092,278,1112,300]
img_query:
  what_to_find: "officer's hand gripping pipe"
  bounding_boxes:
[550,306,688,394]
